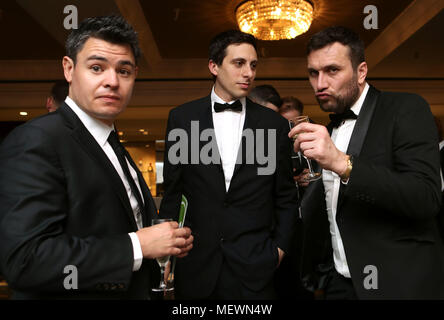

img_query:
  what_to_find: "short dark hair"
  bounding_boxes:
[209,30,257,65]
[249,85,282,108]
[50,80,69,106]
[281,96,304,114]
[307,26,365,69]
[65,15,141,65]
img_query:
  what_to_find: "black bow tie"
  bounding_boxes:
[329,109,358,128]
[214,100,243,113]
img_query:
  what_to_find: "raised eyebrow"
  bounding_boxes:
[87,55,107,62]
[86,56,135,68]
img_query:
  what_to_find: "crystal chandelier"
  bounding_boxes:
[236,0,314,41]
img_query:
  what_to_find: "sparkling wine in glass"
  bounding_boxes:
[289,115,322,182]
[151,218,174,292]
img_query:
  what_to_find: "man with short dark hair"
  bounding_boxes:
[249,84,282,112]
[0,15,193,299]
[279,96,311,188]
[46,80,69,112]
[290,26,444,299]
[280,96,304,119]
[160,30,298,299]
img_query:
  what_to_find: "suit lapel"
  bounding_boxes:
[231,98,260,181]
[198,96,226,191]
[59,103,138,230]
[197,96,215,136]
[346,85,380,157]
[337,85,380,210]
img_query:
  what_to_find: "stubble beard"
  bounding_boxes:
[317,73,360,114]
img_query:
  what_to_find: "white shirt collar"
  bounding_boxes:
[350,82,369,116]
[210,86,246,113]
[64,96,114,147]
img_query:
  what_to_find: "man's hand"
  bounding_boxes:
[136,221,193,259]
[294,168,310,187]
[289,122,348,176]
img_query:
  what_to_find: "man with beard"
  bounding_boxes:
[289,26,444,299]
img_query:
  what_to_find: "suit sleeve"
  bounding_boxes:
[0,125,134,293]
[272,120,299,253]
[159,109,183,220]
[347,94,441,220]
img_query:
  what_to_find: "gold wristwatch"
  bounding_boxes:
[340,155,353,181]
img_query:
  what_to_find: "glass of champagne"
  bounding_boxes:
[151,218,175,293]
[289,115,322,182]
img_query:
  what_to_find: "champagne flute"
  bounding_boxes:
[289,115,322,182]
[151,218,174,292]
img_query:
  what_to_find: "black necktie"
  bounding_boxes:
[214,100,243,113]
[107,130,145,222]
[329,109,358,128]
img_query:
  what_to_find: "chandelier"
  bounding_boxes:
[236,0,314,41]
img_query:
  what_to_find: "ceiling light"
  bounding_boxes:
[236,0,314,40]
[19,111,28,116]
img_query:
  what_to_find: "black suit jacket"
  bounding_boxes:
[0,103,157,299]
[300,86,444,299]
[160,96,298,298]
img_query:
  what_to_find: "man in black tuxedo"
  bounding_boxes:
[290,26,444,299]
[160,30,298,299]
[0,15,193,299]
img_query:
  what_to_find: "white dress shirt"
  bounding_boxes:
[211,87,246,192]
[65,97,143,271]
[322,83,369,278]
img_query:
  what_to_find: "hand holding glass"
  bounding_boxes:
[289,115,322,182]
[151,218,175,292]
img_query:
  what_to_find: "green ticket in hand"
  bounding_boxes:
[178,195,188,228]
